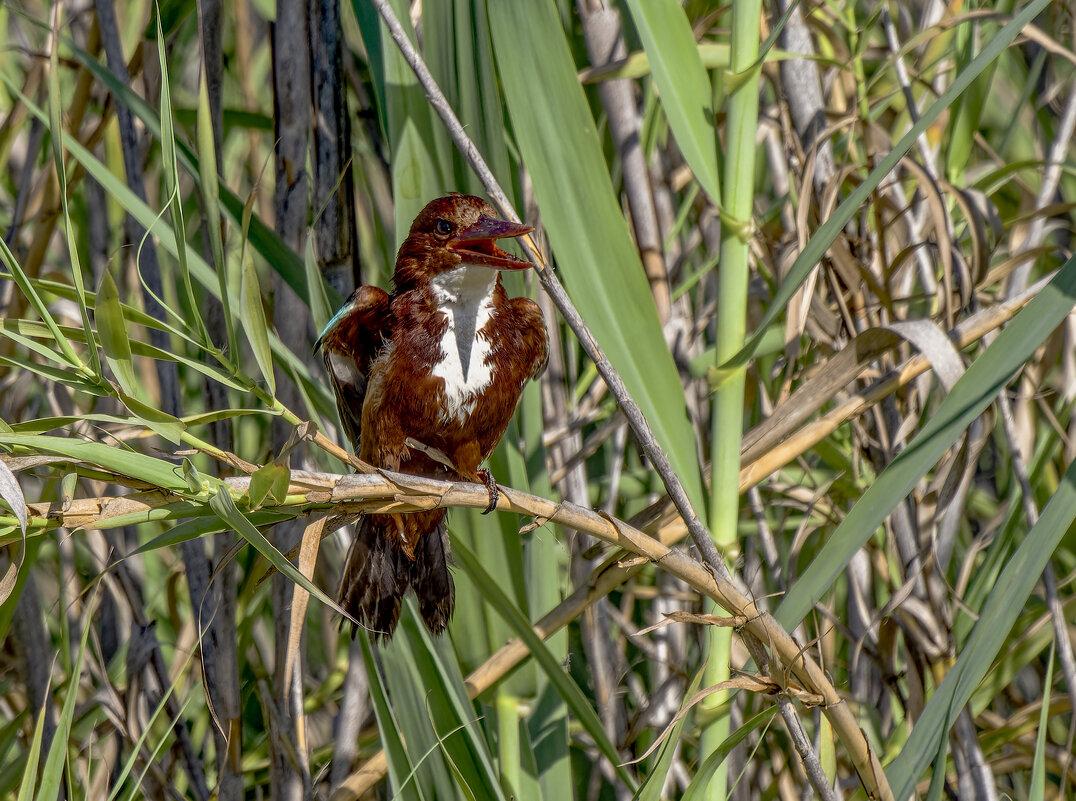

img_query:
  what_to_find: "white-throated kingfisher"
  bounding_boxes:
[315,195,548,640]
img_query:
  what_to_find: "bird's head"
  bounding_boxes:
[393,195,534,291]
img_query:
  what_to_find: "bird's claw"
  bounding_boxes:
[478,469,499,514]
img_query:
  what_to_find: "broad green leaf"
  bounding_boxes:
[239,252,276,395]
[449,441,531,677]
[454,539,638,792]
[946,17,1000,180]
[623,0,720,204]
[304,237,334,335]
[379,616,463,800]
[181,458,203,494]
[117,391,185,445]
[130,510,292,556]
[94,269,138,395]
[0,434,202,495]
[423,0,514,198]
[359,635,426,801]
[956,435,1052,646]
[399,614,509,801]
[248,462,291,509]
[350,0,388,143]
[489,0,706,513]
[506,704,545,801]
[581,42,732,83]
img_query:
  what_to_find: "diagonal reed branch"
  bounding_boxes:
[10,247,1035,801]
[322,244,1045,799]
[366,0,728,581]
[15,466,889,801]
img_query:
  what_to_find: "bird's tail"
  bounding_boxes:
[409,519,455,635]
[337,515,454,641]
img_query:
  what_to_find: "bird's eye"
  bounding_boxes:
[435,219,453,237]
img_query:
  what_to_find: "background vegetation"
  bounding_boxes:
[1,0,1075,799]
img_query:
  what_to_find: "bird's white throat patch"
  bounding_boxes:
[430,266,498,423]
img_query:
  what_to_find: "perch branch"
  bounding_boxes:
[12,467,890,801]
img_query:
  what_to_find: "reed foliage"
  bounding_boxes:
[1,2,1075,799]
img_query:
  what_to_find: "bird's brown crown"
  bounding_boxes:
[393,194,533,291]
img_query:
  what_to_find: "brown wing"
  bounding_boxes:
[475,295,548,463]
[515,297,549,382]
[314,285,393,452]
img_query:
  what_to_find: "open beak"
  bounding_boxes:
[448,216,534,270]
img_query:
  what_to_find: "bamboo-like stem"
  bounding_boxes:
[700,1,762,796]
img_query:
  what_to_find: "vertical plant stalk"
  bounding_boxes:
[538,284,627,770]
[270,1,314,798]
[92,7,210,798]
[576,0,670,322]
[93,0,180,418]
[309,0,358,296]
[366,0,728,582]
[308,0,368,786]
[193,3,244,800]
[700,1,762,798]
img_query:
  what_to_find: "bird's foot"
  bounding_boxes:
[477,469,499,514]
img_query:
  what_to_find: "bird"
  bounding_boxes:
[315,194,548,641]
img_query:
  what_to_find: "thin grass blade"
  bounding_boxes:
[1029,641,1055,801]
[239,251,276,395]
[731,0,1054,368]
[776,250,1076,630]
[46,5,99,377]
[886,457,1076,797]
[208,488,349,620]
[38,593,94,801]
[15,684,49,801]
[196,48,237,359]
[155,10,210,347]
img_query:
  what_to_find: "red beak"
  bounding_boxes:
[448,216,534,270]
